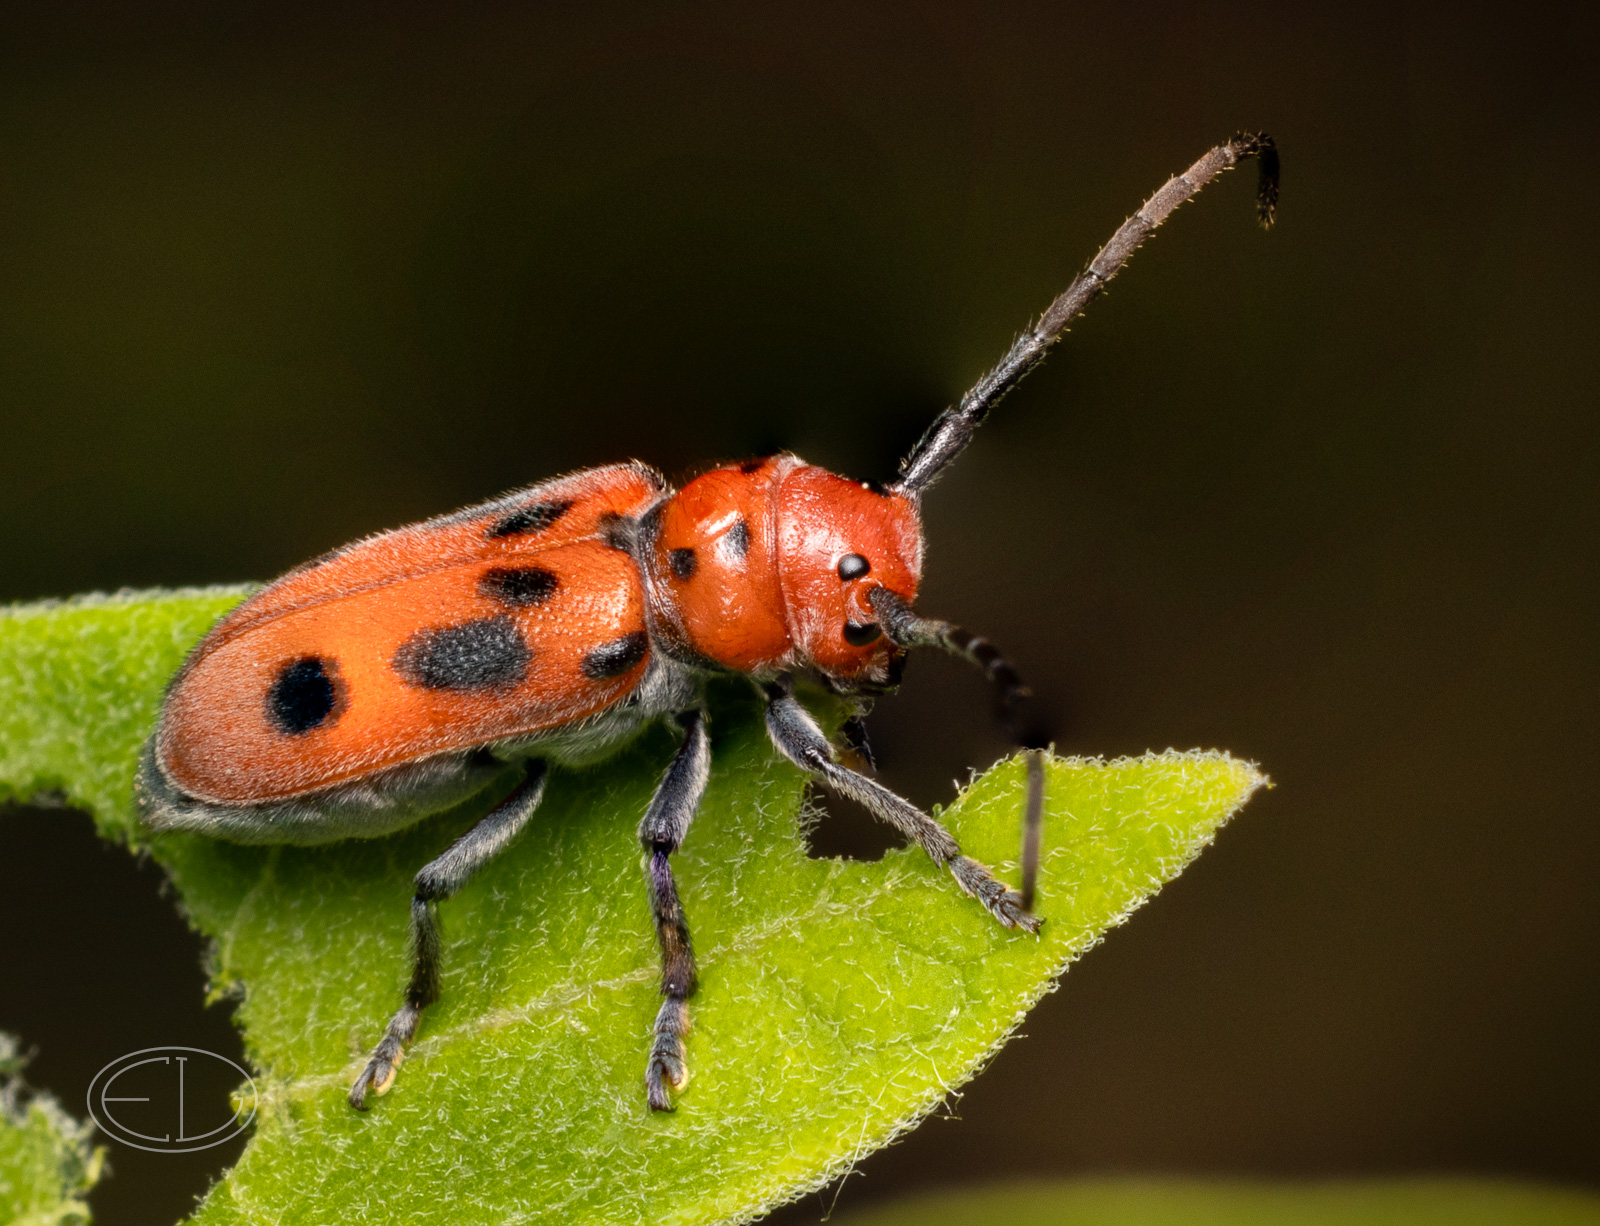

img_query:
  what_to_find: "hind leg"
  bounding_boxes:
[350,763,548,1109]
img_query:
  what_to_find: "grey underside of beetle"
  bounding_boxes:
[137,653,704,846]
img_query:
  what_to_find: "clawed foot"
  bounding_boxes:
[646,997,691,1111]
[646,1037,689,1112]
[349,1044,401,1110]
[349,1003,420,1110]
[949,855,1044,934]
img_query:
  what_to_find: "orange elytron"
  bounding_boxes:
[140,134,1278,1112]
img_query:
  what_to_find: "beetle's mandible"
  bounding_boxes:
[138,134,1279,1112]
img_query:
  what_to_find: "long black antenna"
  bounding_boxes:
[893,132,1278,496]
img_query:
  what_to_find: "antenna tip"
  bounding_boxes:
[1232,130,1280,229]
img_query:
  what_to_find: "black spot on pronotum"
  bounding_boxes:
[393,616,531,690]
[724,518,750,559]
[266,656,344,735]
[486,498,573,539]
[837,553,870,581]
[581,631,649,680]
[669,548,697,580]
[843,622,882,646]
[479,565,559,607]
[738,457,766,474]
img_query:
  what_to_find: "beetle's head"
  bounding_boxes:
[775,465,923,683]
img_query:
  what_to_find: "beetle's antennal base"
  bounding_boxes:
[893,132,1278,497]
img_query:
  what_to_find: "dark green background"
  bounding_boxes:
[1,4,1595,1224]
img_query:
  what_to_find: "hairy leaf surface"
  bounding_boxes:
[0,589,1264,1225]
[0,1034,104,1226]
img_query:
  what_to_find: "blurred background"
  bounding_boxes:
[0,2,1595,1223]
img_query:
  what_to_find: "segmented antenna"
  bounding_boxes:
[1020,749,1045,914]
[894,132,1278,496]
[868,586,1031,733]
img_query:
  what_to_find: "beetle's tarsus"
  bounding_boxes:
[350,1002,418,1109]
[646,998,692,1111]
[949,854,1043,933]
[349,1057,392,1110]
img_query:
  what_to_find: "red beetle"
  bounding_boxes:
[139,134,1277,1112]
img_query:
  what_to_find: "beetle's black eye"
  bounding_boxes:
[838,554,870,581]
[843,621,882,646]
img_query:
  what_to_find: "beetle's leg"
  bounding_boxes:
[639,709,712,1111]
[764,680,1040,933]
[349,762,548,1110]
[868,587,1048,908]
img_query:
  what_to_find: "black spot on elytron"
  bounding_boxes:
[738,457,766,474]
[838,553,870,581]
[393,616,531,690]
[669,548,697,580]
[266,656,343,735]
[479,565,559,607]
[486,498,573,539]
[843,621,882,647]
[581,631,649,680]
[597,511,632,552]
[725,518,750,559]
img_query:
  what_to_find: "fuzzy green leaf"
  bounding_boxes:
[0,1035,105,1226]
[831,1179,1600,1226]
[0,589,1265,1225]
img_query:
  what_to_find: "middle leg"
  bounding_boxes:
[638,709,712,1111]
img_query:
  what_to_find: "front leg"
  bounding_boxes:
[350,763,548,1109]
[764,681,1040,933]
[638,710,711,1111]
